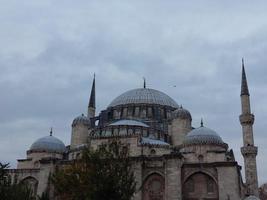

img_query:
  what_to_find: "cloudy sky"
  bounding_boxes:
[1,0,267,184]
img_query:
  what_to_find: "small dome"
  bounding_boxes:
[30,135,66,153]
[173,106,192,120]
[244,196,260,200]
[72,114,90,127]
[183,126,227,147]
[108,88,179,108]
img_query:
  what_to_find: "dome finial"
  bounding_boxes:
[143,77,146,88]
[200,118,204,127]
[50,127,53,136]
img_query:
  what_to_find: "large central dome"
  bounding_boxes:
[108,88,179,108]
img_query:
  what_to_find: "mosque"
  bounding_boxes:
[7,61,266,200]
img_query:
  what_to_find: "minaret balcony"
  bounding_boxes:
[241,146,258,156]
[239,113,255,125]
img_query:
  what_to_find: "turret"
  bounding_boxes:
[239,59,259,196]
[70,114,90,149]
[88,74,96,118]
[170,106,192,146]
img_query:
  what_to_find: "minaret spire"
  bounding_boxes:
[143,77,146,89]
[50,127,53,136]
[88,74,96,118]
[239,60,259,196]
[241,58,250,96]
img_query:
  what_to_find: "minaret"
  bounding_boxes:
[239,59,259,196]
[88,74,96,118]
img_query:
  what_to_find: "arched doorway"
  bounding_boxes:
[142,173,165,200]
[182,172,218,200]
[21,176,38,196]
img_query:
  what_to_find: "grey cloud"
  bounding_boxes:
[0,0,267,184]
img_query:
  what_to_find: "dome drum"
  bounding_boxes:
[107,104,174,122]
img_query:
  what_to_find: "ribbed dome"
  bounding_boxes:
[72,114,90,127]
[243,196,260,200]
[30,135,66,153]
[173,106,192,120]
[183,126,226,147]
[108,88,179,108]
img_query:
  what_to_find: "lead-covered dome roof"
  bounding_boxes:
[108,88,179,108]
[72,114,90,127]
[30,135,66,153]
[183,126,227,147]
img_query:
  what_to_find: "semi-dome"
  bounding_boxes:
[30,135,66,153]
[108,119,149,127]
[183,125,227,147]
[72,114,90,127]
[173,106,192,120]
[243,196,260,200]
[108,88,179,108]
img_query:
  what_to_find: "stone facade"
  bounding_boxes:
[8,64,262,200]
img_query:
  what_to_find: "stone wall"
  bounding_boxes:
[181,144,227,163]
[217,165,243,199]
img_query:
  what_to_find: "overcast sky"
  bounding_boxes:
[1,0,267,185]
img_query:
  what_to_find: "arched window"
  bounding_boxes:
[128,128,133,135]
[198,155,204,162]
[142,173,165,200]
[185,178,194,193]
[122,146,128,155]
[183,172,218,200]
[150,149,156,155]
[34,161,40,168]
[207,177,214,193]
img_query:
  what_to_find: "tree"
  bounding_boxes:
[0,162,35,200]
[37,190,50,200]
[52,140,136,200]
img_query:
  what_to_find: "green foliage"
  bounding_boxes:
[0,162,35,200]
[52,140,136,200]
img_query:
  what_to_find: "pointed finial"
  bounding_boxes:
[180,105,183,109]
[50,127,53,136]
[143,77,146,88]
[89,74,96,108]
[241,58,250,96]
[200,118,204,127]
